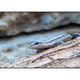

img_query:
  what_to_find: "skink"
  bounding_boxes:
[30,33,72,50]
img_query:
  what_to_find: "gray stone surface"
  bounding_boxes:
[0,12,80,36]
[0,12,80,68]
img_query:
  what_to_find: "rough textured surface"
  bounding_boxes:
[5,37,80,68]
[0,12,80,36]
[0,12,80,68]
[41,57,80,68]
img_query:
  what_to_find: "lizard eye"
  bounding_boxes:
[32,42,42,45]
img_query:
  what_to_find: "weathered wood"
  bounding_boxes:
[6,37,80,68]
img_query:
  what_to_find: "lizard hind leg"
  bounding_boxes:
[71,33,80,39]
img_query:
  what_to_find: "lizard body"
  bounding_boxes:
[30,33,72,50]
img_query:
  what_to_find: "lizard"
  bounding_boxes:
[29,33,80,50]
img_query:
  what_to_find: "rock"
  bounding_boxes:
[41,57,80,68]
[0,25,79,67]
[5,37,80,68]
[0,12,80,36]
[0,13,80,68]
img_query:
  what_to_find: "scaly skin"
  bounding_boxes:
[30,33,72,50]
